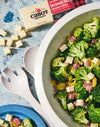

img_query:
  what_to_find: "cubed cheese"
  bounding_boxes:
[6,38,13,47]
[14,25,23,32]
[76,99,84,106]
[4,47,11,55]
[92,57,99,64]
[16,40,23,48]
[67,103,74,111]
[5,114,13,122]
[66,86,74,92]
[0,29,7,37]
[91,123,98,127]
[87,72,94,80]
[0,119,4,125]
[65,56,73,64]
[59,44,68,52]
[18,30,27,39]
[0,38,5,46]
[11,34,19,41]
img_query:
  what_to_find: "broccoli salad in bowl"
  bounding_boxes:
[0,113,34,127]
[50,16,100,127]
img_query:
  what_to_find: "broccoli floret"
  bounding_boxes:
[51,66,68,82]
[72,107,89,124]
[22,118,33,127]
[86,46,97,58]
[95,38,100,50]
[51,56,68,82]
[3,122,9,127]
[73,27,83,40]
[74,57,83,65]
[74,80,87,99]
[93,65,100,79]
[84,16,100,38]
[88,104,100,123]
[51,57,66,69]
[93,39,100,58]
[74,67,91,81]
[69,40,88,59]
[92,84,100,103]
[83,30,92,42]
[55,90,67,109]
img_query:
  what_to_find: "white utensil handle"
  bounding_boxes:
[23,89,54,127]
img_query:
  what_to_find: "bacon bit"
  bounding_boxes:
[83,81,92,93]
[73,63,80,69]
[68,92,76,100]
[73,101,77,107]
[86,122,91,127]
[12,118,21,126]
[91,39,96,44]
[68,35,76,42]
[84,61,91,67]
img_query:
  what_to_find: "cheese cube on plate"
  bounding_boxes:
[4,47,11,55]
[5,114,13,122]
[66,86,74,92]
[0,29,7,37]
[76,99,84,106]
[16,40,23,47]
[91,123,98,127]
[0,38,5,46]
[11,34,19,41]
[92,57,99,64]
[6,38,13,47]
[65,56,73,64]
[18,30,27,39]
[87,72,94,80]
[0,119,4,125]
[67,103,74,111]
[59,44,68,52]
[14,25,23,32]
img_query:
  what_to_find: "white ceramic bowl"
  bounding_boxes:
[34,3,100,127]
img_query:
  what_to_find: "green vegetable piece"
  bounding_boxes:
[73,27,83,40]
[92,84,100,103]
[95,38,100,50]
[22,118,33,127]
[84,16,100,38]
[72,107,89,124]
[74,81,87,99]
[88,104,100,123]
[3,122,10,127]
[51,66,68,82]
[51,57,66,69]
[74,67,91,81]
[85,95,93,104]
[86,46,97,58]
[69,40,88,59]
[83,30,92,42]
[55,90,67,109]
[93,65,100,79]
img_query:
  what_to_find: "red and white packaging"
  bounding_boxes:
[47,0,86,20]
[47,0,75,15]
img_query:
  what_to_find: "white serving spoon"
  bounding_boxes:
[0,67,54,127]
[24,46,39,76]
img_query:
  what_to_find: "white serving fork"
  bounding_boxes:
[0,67,54,127]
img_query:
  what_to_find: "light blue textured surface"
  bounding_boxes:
[0,0,98,107]
[0,0,51,107]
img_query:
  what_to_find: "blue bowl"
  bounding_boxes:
[0,105,47,127]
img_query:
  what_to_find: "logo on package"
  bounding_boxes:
[30,8,48,19]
